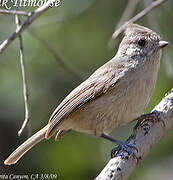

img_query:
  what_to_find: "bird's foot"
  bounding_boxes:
[100,133,138,159]
[111,140,138,159]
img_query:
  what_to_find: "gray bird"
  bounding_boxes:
[4,23,168,165]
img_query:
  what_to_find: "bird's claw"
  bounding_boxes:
[111,143,138,159]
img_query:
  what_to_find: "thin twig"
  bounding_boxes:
[28,29,84,81]
[0,9,31,16]
[0,0,60,54]
[116,0,141,29]
[96,89,173,180]
[109,0,140,49]
[15,15,31,137]
[110,0,167,46]
[143,0,159,31]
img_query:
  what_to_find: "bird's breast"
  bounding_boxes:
[68,58,160,136]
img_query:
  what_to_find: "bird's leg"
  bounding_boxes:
[100,133,138,158]
[133,111,165,130]
[55,129,71,141]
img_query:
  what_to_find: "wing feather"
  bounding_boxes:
[45,60,121,139]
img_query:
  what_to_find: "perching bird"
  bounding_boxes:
[4,23,168,165]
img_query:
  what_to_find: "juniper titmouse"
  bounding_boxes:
[4,23,168,165]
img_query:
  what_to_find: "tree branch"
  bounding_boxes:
[0,9,31,16]
[96,88,173,180]
[108,0,140,48]
[15,15,31,137]
[109,0,167,48]
[115,0,140,29]
[0,0,60,54]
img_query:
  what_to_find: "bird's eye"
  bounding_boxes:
[137,39,146,47]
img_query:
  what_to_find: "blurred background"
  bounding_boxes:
[0,0,173,179]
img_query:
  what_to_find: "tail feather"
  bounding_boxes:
[4,125,49,165]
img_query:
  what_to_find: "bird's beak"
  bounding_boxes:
[158,41,169,48]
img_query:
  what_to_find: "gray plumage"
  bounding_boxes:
[4,23,168,165]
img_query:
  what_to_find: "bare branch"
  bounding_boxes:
[115,0,141,29]
[0,0,60,54]
[96,88,173,180]
[15,15,31,137]
[143,0,160,31]
[110,0,167,47]
[109,0,140,49]
[0,9,31,16]
[28,29,85,81]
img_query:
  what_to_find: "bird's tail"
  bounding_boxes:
[4,125,49,165]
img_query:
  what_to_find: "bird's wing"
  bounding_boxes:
[45,61,120,139]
